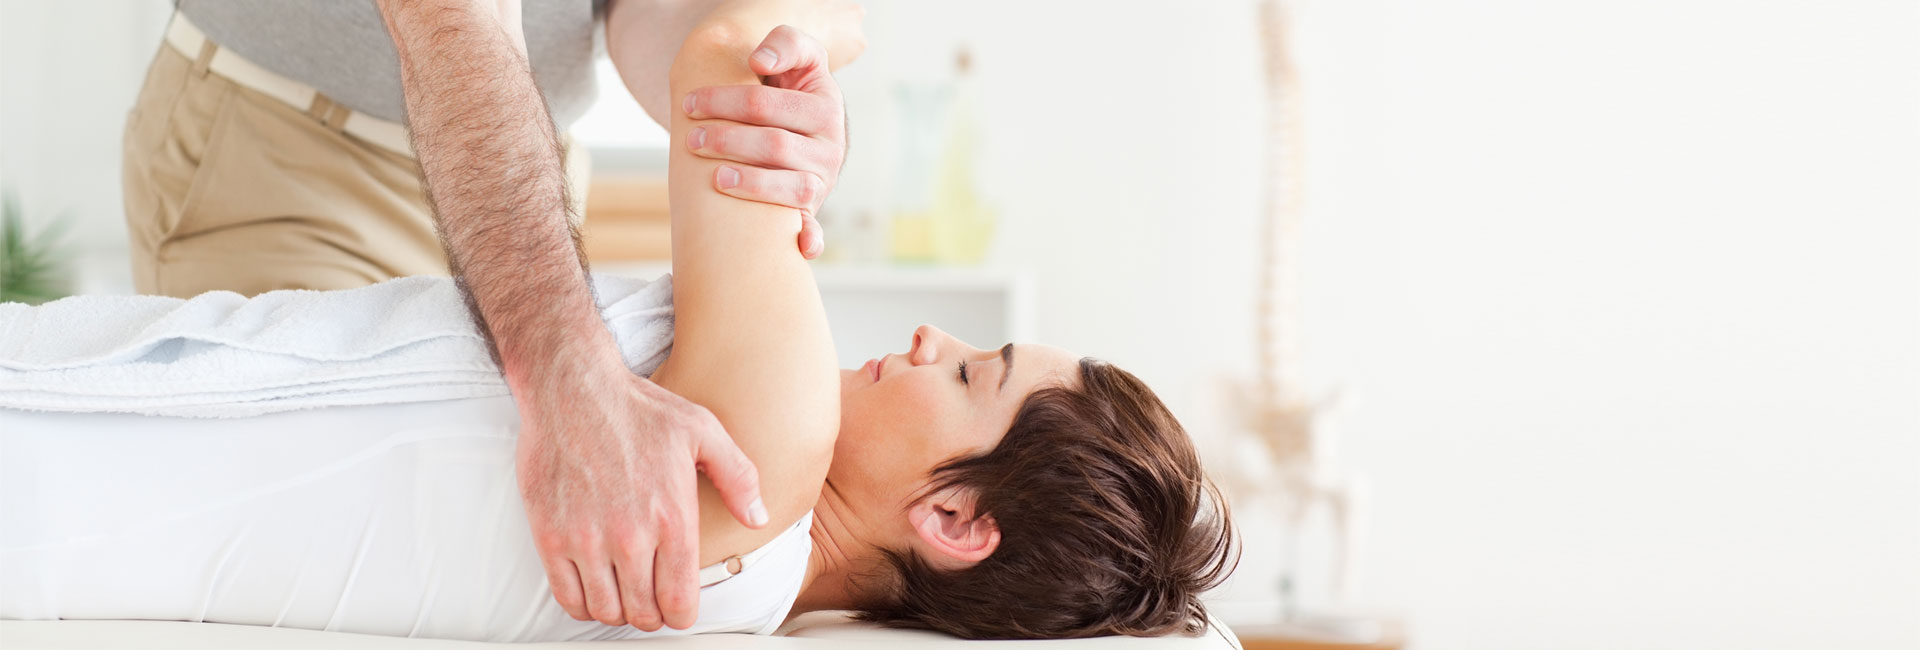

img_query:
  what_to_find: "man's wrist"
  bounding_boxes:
[498,311,625,402]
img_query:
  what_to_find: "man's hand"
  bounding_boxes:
[681,25,848,260]
[515,356,768,631]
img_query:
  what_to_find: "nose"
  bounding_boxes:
[909,325,948,366]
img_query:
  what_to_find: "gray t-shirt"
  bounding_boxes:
[176,0,602,127]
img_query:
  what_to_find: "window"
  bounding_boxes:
[570,58,669,158]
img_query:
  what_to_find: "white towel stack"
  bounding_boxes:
[0,273,675,418]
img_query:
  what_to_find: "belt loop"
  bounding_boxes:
[324,103,352,131]
[307,94,334,122]
[191,40,217,77]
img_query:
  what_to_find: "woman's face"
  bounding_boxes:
[832,325,1079,519]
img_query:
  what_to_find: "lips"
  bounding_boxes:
[866,358,881,382]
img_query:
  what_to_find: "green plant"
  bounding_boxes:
[0,191,72,305]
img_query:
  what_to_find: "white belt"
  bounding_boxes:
[165,11,415,157]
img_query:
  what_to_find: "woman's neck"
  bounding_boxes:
[791,479,877,614]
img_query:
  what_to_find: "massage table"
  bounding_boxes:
[0,611,1242,648]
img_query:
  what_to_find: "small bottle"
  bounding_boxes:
[928,48,995,265]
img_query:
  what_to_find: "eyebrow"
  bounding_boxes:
[997,343,1015,394]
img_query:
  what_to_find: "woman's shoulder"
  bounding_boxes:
[654,357,836,567]
[692,425,833,567]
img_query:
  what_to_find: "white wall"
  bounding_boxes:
[845,1,1919,649]
[1298,2,1918,649]
[0,0,169,292]
[2,1,1914,649]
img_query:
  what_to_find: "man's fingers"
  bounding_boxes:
[653,505,701,630]
[612,537,664,632]
[713,165,828,216]
[694,420,768,529]
[688,123,835,179]
[799,213,825,260]
[709,164,829,257]
[540,553,591,621]
[748,25,833,92]
[684,85,835,136]
[576,556,627,627]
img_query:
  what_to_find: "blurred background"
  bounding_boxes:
[2,1,1916,649]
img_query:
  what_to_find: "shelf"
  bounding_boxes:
[590,262,1034,368]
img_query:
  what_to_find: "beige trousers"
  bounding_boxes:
[122,44,587,298]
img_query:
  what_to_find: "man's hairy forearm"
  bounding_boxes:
[378,0,615,391]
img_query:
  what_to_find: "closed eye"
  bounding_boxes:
[957,360,970,385]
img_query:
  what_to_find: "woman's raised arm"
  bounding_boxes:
[624,2,860,563]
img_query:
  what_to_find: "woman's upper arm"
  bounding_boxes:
[654,20,840,535]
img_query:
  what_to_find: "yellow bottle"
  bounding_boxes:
[892,49,994,265]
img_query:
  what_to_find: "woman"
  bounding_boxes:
[0,1,1235,643]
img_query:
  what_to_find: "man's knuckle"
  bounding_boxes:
[589,596,623,624]
[626,575,659,605]
[743,93,774,121]
[810,99,839,128]
[656,506,688,532]
[706,126,732,154]
[674,399,711,422]
[764,133,792,159]
[553,587,584,610]
[799,174,825,205]
[570,532,605,555]
[533,531,568,552]
[630,608,663,630]
[658,589,694,616]
[662,490,696,519]
[691,415,722,439]
[610,528,647,552]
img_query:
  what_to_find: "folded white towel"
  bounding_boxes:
[0,273,675,418]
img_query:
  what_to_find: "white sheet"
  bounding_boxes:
[0,396,810,642]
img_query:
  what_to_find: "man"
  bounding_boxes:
[120,0,863,632]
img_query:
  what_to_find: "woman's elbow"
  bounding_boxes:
[670,19,756,83]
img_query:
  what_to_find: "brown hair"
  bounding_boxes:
[856,358,1238,639]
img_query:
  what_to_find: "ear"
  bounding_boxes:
[908,487,1001,566]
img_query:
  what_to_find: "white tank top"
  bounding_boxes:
[0,395,814,642]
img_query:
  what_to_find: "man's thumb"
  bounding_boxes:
[698,432,769,528]
[800,213,825,259]
[748,25,832,93]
